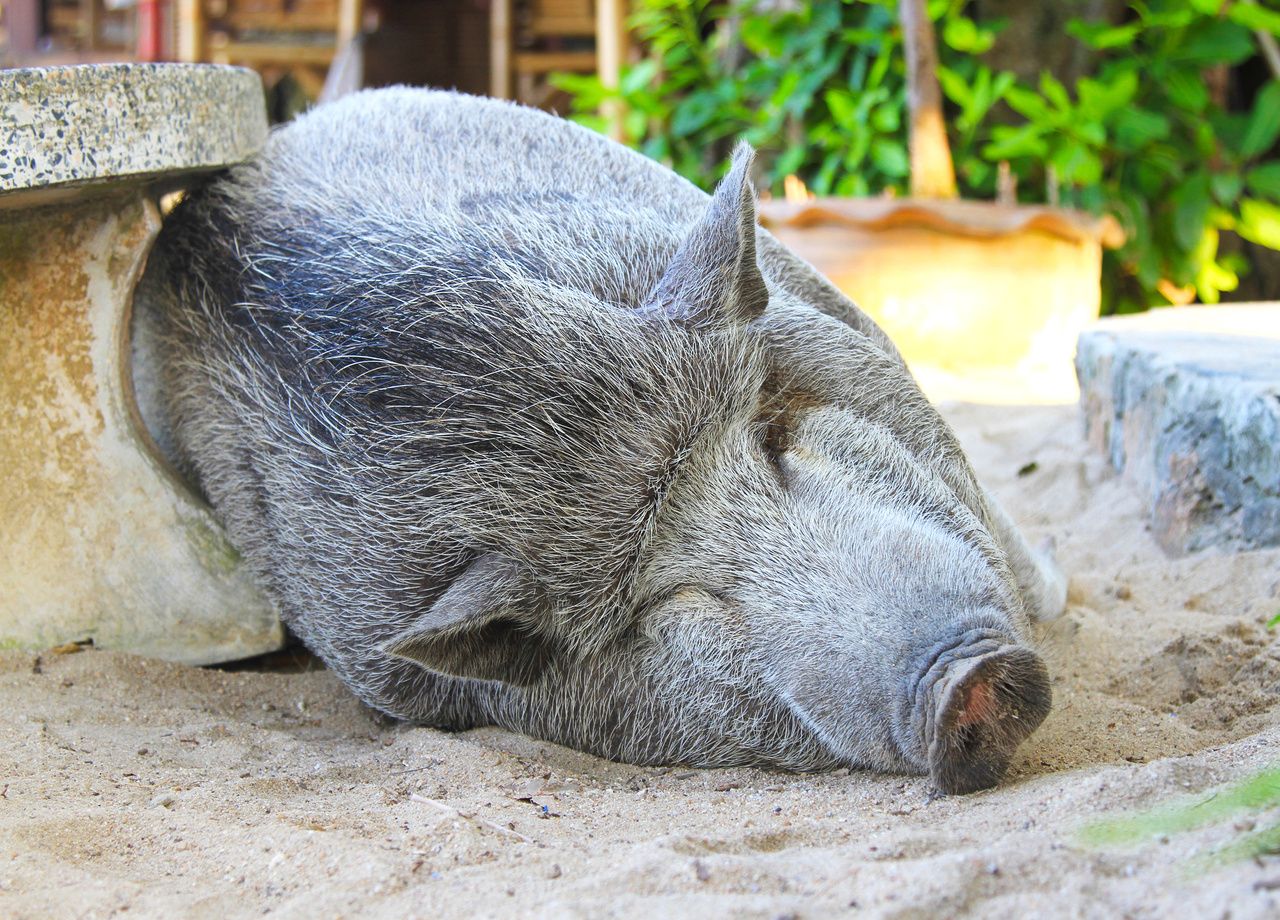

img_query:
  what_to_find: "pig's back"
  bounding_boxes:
[203,88,899,355]
[203,89,701,309]
[271,88,703,224]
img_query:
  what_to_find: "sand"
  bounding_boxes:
[3,402,1280,919]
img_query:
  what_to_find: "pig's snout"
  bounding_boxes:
[909,628,1052,795]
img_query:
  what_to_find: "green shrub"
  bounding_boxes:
[553,0,1280,313]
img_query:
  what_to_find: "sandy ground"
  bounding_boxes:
[4,402,1280,919]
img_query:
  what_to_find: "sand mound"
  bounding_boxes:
[3,404,1279,918]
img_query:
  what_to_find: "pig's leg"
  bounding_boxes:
[983,494,1067,623]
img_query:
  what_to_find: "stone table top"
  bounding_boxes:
[1087,302,1280,340]
[0,63,267,205]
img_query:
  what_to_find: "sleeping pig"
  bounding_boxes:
[132,88,1065,794]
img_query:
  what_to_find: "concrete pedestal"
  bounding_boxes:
[1076,305,1280,556]
[1,64,283,663]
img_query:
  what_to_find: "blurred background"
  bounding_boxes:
[3,0,1277,319]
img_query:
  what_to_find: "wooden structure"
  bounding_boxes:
[4,1,624,123]
[490,0,627,137]
[900,0,957,198]
[2,0,133,64]
[176,0,363,100]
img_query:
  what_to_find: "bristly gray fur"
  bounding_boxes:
[132,88,1065,793]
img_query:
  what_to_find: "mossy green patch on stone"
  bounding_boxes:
[182,515,243,577]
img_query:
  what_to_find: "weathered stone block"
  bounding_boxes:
[1,64,282,663]
[1077,305,1280,555]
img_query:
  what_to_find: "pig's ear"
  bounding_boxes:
[642,141,769,326]
[382,554,552,686]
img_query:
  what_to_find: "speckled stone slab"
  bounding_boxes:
[0,63,267,201]
[1077,304,1280,555]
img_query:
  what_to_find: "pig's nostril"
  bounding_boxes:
[926,646,1052,795]
[954,678,997,729]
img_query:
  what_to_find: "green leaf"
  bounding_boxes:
[1192,120,1217,160]
[1199,261,1239,302]
[983,124,1049,160]
[1005,85,1052,122]
[942,16,976,50]
[961,67,994,129]
[1040,72,1072,112]
[1153,144,1189,182]
[870,102,900,133]
[1212,172,1243,206]
[1171,21,1256,65]
[1164,69,1209,113]
[1211,111,1251,155]
[866,45,893,90]
[638,136,667,163]
[620,59,659,96]
[842,124,871,172]
[1134,159,1170,198]
[762,71,803,117]
[670,92,719,138]
[1242,82,1280,158]
[870,138,909,177]
[834,173,869,197]
[1268,611,1280,629]
[1238,198,1280,248]
[1193,227,1239,302]
[1077,72,1138,119]
[568,112,609,136]
[1172,171,1213,252]
[1210,204,1238,231]
[740,16,787,57]
[824,88,858,130]
[1113,108,1173,149]
[960,156,992,188]
[621,109,647,143]
[848,50,869,92]
[1066,19,1141,50]
[813,151,842,196]
[548,0,1280,318]
[773,145,807,181]
[1136,244,1162,288]
[943,16,996,54]
[1113,188,1152,251]
[549,71,608,108]
[1229,3,1280,36]
[936,65,973,108]
[1246,161,1280,198]
[1080,765,1280,850]
[991,70,1016,105]
[1052,140,1104,185]
[1076,121,1107,147]
[1140,8,1196,29]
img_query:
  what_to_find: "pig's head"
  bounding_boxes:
[383,145,1051,794]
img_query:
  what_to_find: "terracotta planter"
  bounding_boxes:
[758,197,1123,401]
